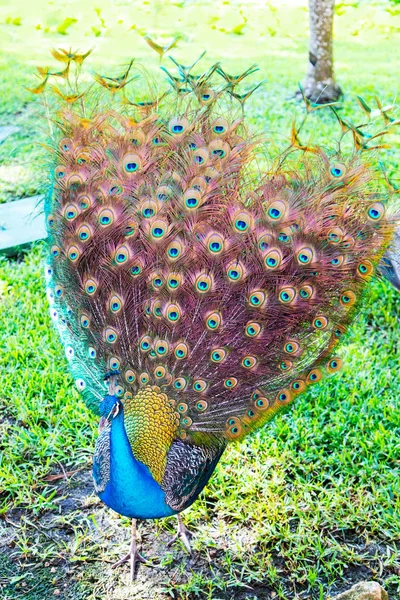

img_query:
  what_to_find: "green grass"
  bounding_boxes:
[0,1,399,598]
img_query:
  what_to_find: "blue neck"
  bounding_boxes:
[99,411,176,519]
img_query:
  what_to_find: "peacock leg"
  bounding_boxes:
[166,513,192,554]
[112,519,155,581]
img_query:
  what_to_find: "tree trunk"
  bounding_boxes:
[303,0,342,103]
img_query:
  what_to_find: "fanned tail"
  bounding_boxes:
[37,49,397,445]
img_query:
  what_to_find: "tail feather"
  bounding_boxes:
[40,50,397,442]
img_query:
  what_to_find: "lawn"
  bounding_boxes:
[0,1,399,599]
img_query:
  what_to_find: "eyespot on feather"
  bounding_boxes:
[130,129,145,146]
[245,321,261,337]
[226,261,245,282]
[77,224,92,242]
[98,207,115,227]
[207,232,225,255]
[164,302,182,323]
[140,335,152,352]
[208,139,230,160]
[154,366,166,379]
[206,311,222,331]
[169,117,189,136]
[192,147,209,166]
[296,247,314,265]
[76,149,91,165]
[330,255,344,267]
[279,286,296,304]
[195,273,213,294]
[340,290,356,307]
[155,339,169,356]
[279,359,292,371]
[264,248,282,270]
[366,202,385,222]
[122,153,142,174]
[109,294,123,313]
[156,185,173,202]
[109,356,120,370]
[59,138,72,153]
[193,379,207,392]
[104,326,118,344]
[152,300,163,319]
[151,273,164,291]
[248,290,267,309]
[183,188,202,210]
[225,416,242,439]
[141,199,159,219]
[114,245,130,265]
[55,165,66,180]
[233,211,252,233]
[140,372,150,385]
[80,313,90,329]
[313,315,328,329]
[67,245,81,262]
[200,88,216,105]
[276,389,292,404]
[241,355,257,369]
[125,369,136,383]
[299,284,314,300]
[266,200,288,222]
[129,260,143,277]
[195,400,208,412]
[224,377,238,389]
[167,239,184,261]
[84,278,98,295]
[180,416,192,428]
[124,220,137,237]
[67,173,85,187]
[327,227,343,244]
[283,339,300,355]
[174,377,187,390]
[212,117,229,136]
[64,203,79,221]
[253,394,269,411]
[306,368,323,384]
[357,259,374,278]
[167,272,182,291]
[291,379,306,393]
[327,357,343,373]
[77,194,93,211]
[150,219,168,241]
[174,342,188,359]
[258,232,274,252]
[329,162,346,179]
[210,348,227,363]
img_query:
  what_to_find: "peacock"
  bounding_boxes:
[37,47,398,580]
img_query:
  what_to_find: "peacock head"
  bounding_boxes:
[99,395,122,432]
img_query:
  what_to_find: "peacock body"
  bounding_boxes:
[40,49,396,560]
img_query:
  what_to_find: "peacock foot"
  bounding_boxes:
[112,519,160,581]
[166,513,193,555]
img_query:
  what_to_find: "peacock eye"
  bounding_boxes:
[330,163,346,178]
[75,378,86,391]
[331,166,343,177]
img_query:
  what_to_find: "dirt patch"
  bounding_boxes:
[0,470,398,600]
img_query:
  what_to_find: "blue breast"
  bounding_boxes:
[98,412,176,519]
